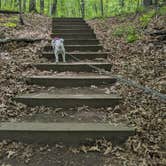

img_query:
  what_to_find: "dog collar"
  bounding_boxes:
[53,37,60,40]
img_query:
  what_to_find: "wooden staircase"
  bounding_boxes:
[0,18,135,145]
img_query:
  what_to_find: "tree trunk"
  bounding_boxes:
[143,0,152,6]
[81,0,85,18]
[23,0,26,11]
[40,0,44,14]
[119,0,125,7]
[51,0,57,16]
[29,0,37,12]
[19,0,24,25]
[100,0,104,16]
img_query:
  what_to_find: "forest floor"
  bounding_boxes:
[0,11,166,166]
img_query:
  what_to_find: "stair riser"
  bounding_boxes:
[52,18,84,21]
[52,28,93,33]
[34,64,112,72]
[44,46,102,52]
[0,131,134,145]
[53,20,85,23]
[52,22,87,26]
[53,25,90,30]
[48,40,99,45]
[52,25,91,31]
[14,98,121,108]
[51,33,96,39]
[52,29,93,33]
[42,53,108,60]
[27,78,117,87]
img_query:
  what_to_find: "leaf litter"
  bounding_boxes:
[0,13,165,165]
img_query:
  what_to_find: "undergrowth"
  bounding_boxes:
[112,25,138,43]
[112,5,166,43]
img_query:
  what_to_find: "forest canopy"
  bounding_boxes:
[0,0,166,18]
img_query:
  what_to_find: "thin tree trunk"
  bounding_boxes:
[29,0,37,12]
[94,4,98,15]
[40,0,44,14]
[19,0,24,25]
[100,0,104,16]
[51,0,57,16]
[81,0,85,18]
[23,0,26,12]
[143,0,152,6]
[119,0,125,7]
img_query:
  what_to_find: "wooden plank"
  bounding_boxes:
[14,93,122,108]
[42,52,109,60]
[44,45,103,52]
[0,122,135,145]
[33,62,112,72]
[27,75,117,87]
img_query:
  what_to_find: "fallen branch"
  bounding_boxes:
[0,10,20,14]
[0,38,45,44]
[149,30,166,36]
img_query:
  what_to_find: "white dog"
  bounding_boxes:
[51,37,66,63]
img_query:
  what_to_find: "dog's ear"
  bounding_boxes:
[60,39,64,43]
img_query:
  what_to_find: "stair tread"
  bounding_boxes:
[47,44,102,47]
[43,52,110,54]
[15,93,121,99]
[34,62,111,65]
[0,122,134,132]
[28,75,115,79]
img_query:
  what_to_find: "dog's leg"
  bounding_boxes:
[62,50,66,63]
[54,49,59,63]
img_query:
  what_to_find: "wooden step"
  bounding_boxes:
[0,122,135,145]
[51,33,96,39]
[52,29,93,33]
[52,21,87,26]
[26,75,117,87]
[14,93,122,108]
[42,52,109,60]
[44,45,103,52]
[52,18,84,22]
[52,17,84,21]
[48,39,99,45]
[64,39,99,45]
[53,25,90,30]
[34,62,112,72]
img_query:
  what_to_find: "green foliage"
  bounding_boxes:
[139,10,155,28]
[158,5,166,16]
[113,25,138,43]
[0,0,165,19]
[0,0,141,18]
[126,33,138,43]
[2,22,17,27]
